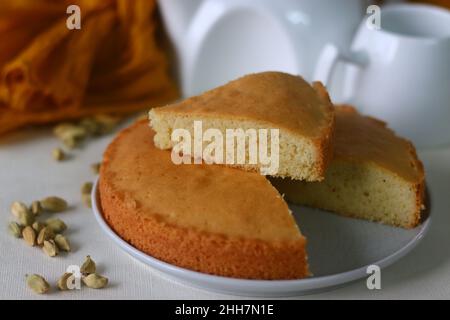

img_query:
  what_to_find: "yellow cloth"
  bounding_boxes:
[410,0,450,9]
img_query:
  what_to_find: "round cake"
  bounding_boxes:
[99,120,308,280]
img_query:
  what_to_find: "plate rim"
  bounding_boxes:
[91,178,431,296]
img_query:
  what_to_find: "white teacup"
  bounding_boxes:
[314,4,450,148]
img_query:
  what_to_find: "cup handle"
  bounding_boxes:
[313,43,365,103]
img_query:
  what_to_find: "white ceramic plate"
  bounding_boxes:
[91,179,431,297]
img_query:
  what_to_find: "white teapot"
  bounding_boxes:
[158,0,368,97]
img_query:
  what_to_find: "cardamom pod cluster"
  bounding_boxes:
[26,257,109,294]
[53,115,121,153]
[8,138,113,296]
[80,255,108,289]
[57,255,108,292]
[8,197,71,257]
[54,123,88,149]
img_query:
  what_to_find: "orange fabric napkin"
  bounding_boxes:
[0,0,178,135]
[410,0,450,9]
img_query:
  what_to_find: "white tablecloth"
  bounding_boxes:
[1,120,449,300]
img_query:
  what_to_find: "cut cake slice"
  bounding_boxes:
[271,106,425,228]
[149,71,335,181]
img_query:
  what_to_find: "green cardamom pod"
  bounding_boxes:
[79,117,100,135]
[17,209,35,226]
[11,201,29,218]
[54,234,71,252]
[43,240,59,257]
[54,124,87,148]
[81,182,93,195]
[91,162,101,174]
[32,221,45,233]
[11,201,34,226]
[81,182,93,208]
[22,226,36,246]
[53,123,87,140]
[40,196,68,212]
[57,273,74,290]
[53,123,78,137]
[82,193,92,208]
[37,227,55,245]
[52,148,65,161]
[8,222,22,238]
[62,136,78,149]
[30,201,42,216]
[26,274,50,294]
[45,218,67,233]
[82,273,108,289]
[80,255,96,274]
[94,114,120,135]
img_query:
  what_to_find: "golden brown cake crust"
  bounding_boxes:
[334,105,424,183]
[99,120,308,279]
[156,72,334,138]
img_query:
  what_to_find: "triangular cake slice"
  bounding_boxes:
[149,71,335,181]
[272,106,425,228]
[99,120,309,279]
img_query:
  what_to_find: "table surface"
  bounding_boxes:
[1,119,449,300]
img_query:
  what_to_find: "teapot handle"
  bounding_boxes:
[313,43,366,103]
